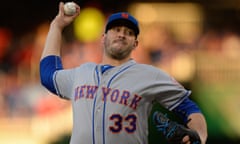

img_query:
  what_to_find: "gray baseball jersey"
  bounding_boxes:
[53,59,190,144]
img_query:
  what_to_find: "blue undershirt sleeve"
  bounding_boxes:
[172,97,202,124]
[39,55,63,95]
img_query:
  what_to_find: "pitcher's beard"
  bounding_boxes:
[110,48,130,60]
[108,47,132,60]
[104,38,134,60]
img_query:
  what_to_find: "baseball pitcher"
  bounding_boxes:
[40,2,207,144]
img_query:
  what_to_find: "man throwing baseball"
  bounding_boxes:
[40,2,207,144]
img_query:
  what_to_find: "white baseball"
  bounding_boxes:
[64,2,77,16]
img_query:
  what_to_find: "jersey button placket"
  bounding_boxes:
[97,107,101,112]
[94,105,103,143]
[94,86,104,144]
[96,106,102,130]
[96,72,109,144]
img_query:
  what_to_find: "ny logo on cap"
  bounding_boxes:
[121,13,129,19]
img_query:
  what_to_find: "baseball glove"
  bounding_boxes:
[152,111,201,144]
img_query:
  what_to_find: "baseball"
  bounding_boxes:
[64,2,77,16]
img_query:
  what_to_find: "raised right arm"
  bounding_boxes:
[39,2,80,94]
[41,2,80,59]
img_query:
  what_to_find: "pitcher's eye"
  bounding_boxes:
[126,30,134,36]
[111,27,121,32]
[110,26,135,36]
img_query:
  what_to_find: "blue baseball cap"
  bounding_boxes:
[105,12,140,36]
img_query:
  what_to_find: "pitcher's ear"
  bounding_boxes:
[133,40,139,48]
[101,33,106,43]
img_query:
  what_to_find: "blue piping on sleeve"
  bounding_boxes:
[172,97,202,124]
[39,55,63,95]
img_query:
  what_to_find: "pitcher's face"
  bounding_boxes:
[103,26,138,60]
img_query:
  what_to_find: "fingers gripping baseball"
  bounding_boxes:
[54,2,80,29]
[153,111,201,144]
[64,2,77,15]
